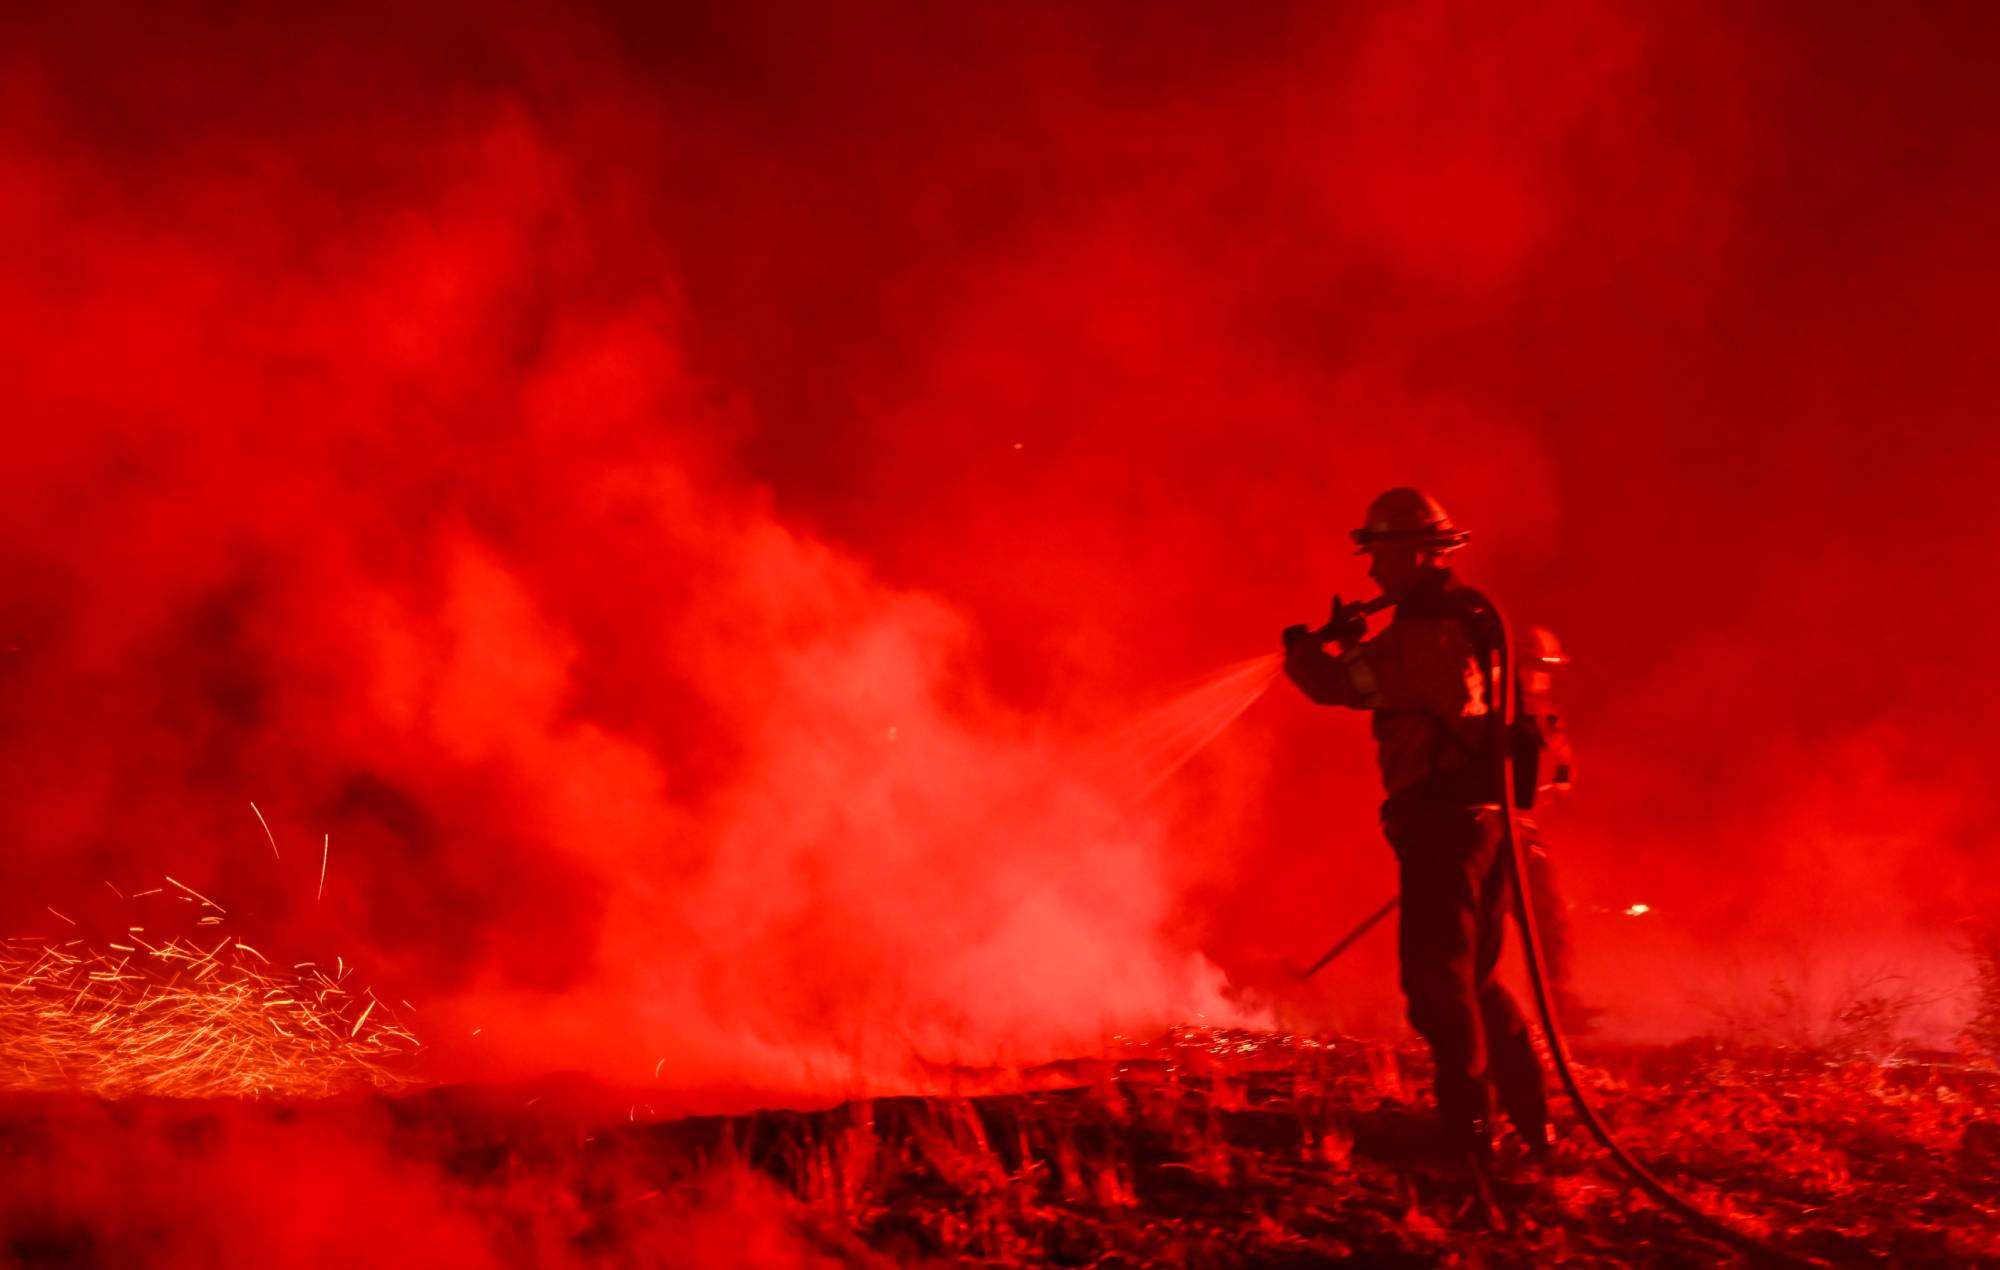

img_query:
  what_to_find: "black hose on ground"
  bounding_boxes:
[1485,597,1839,1270]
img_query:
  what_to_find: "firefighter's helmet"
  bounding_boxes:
[1350,487,1471,554]
[1521,625,1569,698]
[1516,623,1574,801]
[1524,624,1569,666]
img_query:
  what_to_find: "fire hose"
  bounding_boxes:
[1301,594,1840,1268]
[1488,598,1835,1269]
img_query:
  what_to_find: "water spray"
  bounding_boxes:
[1087,654,1284,803]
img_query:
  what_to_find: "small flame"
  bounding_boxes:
[1624,902,1652,917]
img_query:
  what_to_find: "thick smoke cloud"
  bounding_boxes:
[3,0,1998,1091]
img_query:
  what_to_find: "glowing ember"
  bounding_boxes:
[250,801,280,861]
[1624,903,1652,917]
[0,885,419,1099]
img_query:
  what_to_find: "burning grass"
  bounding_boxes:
[0,882,419,1100]
[2,1026,1995,1266]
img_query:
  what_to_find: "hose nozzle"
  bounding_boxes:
[1306,593,1394,646]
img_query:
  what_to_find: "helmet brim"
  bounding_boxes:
[1350,528,1471,555]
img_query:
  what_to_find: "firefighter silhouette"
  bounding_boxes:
[1281,488,1556,1157]
[1512,623,1593,1035]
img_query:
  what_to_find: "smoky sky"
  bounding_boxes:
[3,0,1998,1091]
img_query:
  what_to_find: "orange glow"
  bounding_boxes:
[0,886,418,1099]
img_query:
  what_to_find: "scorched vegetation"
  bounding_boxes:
[2,1027,1996,1266]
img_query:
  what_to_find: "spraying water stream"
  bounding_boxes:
[1085,653,1283,803]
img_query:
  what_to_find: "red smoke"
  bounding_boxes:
[3,0,1998,1097]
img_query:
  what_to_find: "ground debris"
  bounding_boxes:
[1,1029,1995,1266]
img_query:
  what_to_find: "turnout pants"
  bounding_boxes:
[1383,801,1548,1145]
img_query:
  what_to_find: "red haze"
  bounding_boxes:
[3,0,1999,1095]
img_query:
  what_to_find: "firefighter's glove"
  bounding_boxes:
[1325,596,1368,648]
[1281,623,1314,650]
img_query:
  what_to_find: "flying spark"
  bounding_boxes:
[164,875,225,914]
[250,801,280,860]
[0,885,419,1098]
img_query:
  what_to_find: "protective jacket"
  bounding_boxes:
[1283,565,1550,1146]
[1281,570,1503,811]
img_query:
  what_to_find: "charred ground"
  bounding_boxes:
[3,1028,1993,1268]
